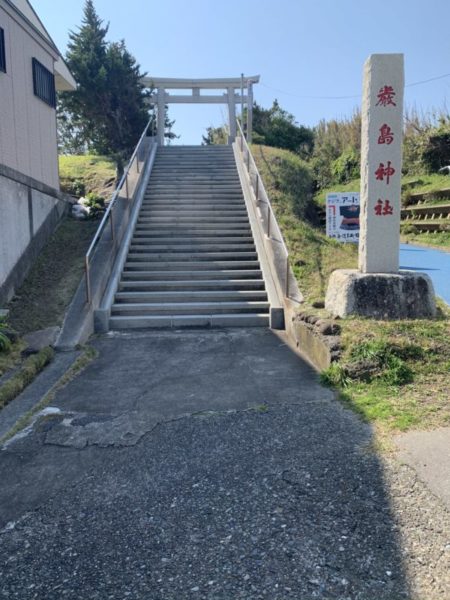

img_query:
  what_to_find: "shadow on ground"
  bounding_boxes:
[0,328,412,599]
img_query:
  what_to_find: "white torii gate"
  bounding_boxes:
[142,76,260,145]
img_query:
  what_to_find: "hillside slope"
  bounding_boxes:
[59,155,116,199]
[251,144,357,305]
[252,143,450,435]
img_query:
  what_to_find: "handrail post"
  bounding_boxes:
[255,174,259,202]
[285,255,290,299]
[125,174,129,200]
[85,257,91,304]
[267,206,271,238]
[136,154,140,174]
[110,210,115,242]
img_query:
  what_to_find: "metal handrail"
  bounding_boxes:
[235,119,291,299]
[84,118,154,303]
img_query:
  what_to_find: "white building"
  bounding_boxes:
[0,0,76,303]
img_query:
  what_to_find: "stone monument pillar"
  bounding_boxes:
[359,54,403,273]
[325,54,436,320]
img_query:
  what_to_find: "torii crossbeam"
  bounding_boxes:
[142,75,260,145]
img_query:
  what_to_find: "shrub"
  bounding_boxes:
[320,363,350,387]
[68,179,86,197]
[401,223,420,235]
[84,192,106,219]
[278,155,314,219]
[331,148,360,183]
[422,130,450,172]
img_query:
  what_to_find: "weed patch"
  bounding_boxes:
[0,346,98,444]
[0,347,54,411]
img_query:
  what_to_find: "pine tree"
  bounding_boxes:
[59,0,151,171]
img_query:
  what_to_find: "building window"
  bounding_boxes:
[32,58,56,108]
[0,28,6,73]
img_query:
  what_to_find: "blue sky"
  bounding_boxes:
[33,0,450,145]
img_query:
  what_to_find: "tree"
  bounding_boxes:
[59,1,174,171]
[202,125,228,145]
[251,100,314,158]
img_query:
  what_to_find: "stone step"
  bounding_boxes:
[140,203,246,210]
[110,300,270,316]
[140,205,247,211]
[121,270,263,281]
[143,198,245,203]
[150,169,238,173]
[154,162,235,165]
[137,217,250,224]
[134,225,250,235]
[144,187,243,199]
[149,175,240,180]
[138,211,248,219]
[115,290,268,303]
[151,162,237,166]
[131,236,254,245]
[132,230,252,238]
[148,183,241,188]
[126,251,259,261]
[109,313,270,330]
[124,260,260,271]
[129,243,255,253]
[119,277,265,289]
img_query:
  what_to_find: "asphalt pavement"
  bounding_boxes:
[0,328,448,599]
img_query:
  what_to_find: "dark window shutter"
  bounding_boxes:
[32,58,56,108]
[0,28,6,73]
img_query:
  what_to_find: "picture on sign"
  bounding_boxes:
[326,192,360,243]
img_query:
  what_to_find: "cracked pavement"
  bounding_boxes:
[0,328,449,599]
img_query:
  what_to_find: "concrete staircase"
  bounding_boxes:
[109,145,270,329]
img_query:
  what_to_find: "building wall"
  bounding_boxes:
[0,2,59,189]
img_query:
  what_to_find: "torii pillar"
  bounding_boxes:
[157,87,165,146]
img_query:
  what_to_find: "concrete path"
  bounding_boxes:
[0,329,448,599]
[394,427,450,510]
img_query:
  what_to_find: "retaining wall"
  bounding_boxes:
[0,163,70,305]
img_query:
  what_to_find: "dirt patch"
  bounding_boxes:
[7,218,98,334]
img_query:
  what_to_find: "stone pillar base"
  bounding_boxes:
[325,269,436,319]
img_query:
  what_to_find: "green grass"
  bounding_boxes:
[7,218,99,334]
[0,340,25,377]
[0,347,54,411]
[0,346,97,444]
[59,155,116,198]
[402,173,450,196]
[320,309,450,432]
[253,144,450,434]
[401,229,450,250]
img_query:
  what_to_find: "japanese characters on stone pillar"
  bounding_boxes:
[359,54,404,273]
